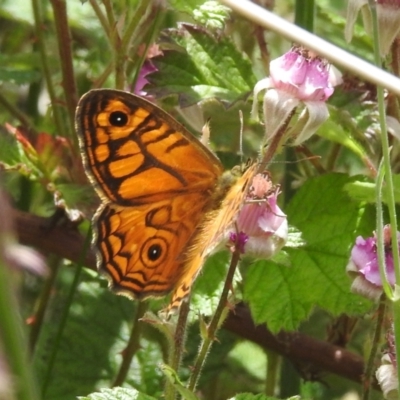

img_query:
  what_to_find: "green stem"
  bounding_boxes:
[117,0,164,90]
[187,248,241,391]
[164,300,191,400]
[31,0,66,138]
[294,0,314,32]
[362,294,386,400]
[125,1,165,85]
[120,0,152,56]
[112,302,148,386]
[171,300,190,373]
[102,0,116,30]
[265,350,279,396]
[89,0,110,37]
[369,0,400,391]
[100,0,124,89]
[369,0,400,286]
[376,161,394,298]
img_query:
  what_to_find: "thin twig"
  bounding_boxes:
[187,246,242,391]
[254,25,270,75]
[257,110,294,173]
[50,0,78,143]
[29,255,60,353]
[112,302,149,386]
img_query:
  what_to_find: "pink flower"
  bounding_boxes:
[269,50,334,102]
[132,43,161,97]
[346,225,399,300]
[231,173,287,258]
[252,46,341,146]
[134,60,158,97]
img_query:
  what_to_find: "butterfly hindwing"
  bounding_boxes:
[94,192,213,298]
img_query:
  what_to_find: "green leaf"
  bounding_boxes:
[148,24,257,106]
[78,387,156,400]
[244,173,373,333]
[0,132,44,182]
[344,174,400,204]
[192,1,231,30]
[0,129,20,165]
[33,270,164,400]
[343,180,375,203]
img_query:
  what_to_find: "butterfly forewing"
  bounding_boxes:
[76,89,223,206]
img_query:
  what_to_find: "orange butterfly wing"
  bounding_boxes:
[76,89,223,299]
[167,164,257,312]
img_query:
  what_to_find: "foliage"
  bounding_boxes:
[0,0,397,399]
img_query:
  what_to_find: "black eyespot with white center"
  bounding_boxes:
[109,111,128,127]
[148,244,162,261]
[141,237,168,268]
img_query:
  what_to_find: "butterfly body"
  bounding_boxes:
[76,89,254,312]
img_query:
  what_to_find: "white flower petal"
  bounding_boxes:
[378,6,400,56]
[345,0,369,42]
[251,78,272,121]
[328,65,343,87]
[292,101,329,145]
[386,116,400,141]
[274,218,288,241]
[264,90,299,142]
[243,216,288,259]
[350,275,382,301]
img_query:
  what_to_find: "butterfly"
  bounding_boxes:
[75,89,257,314]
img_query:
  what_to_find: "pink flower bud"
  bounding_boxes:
[232,173,287,259]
